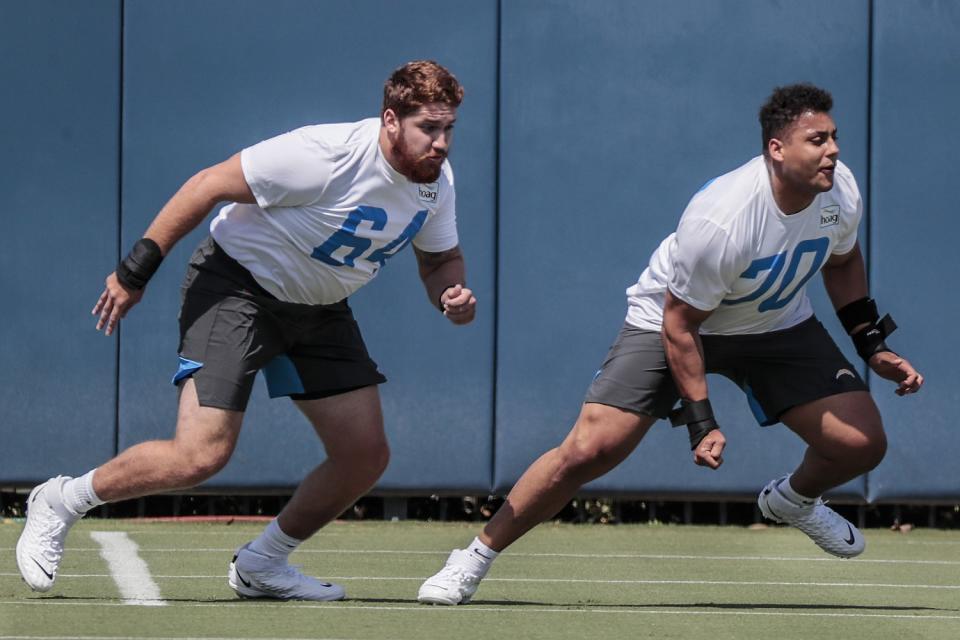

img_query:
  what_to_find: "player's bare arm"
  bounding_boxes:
[414,245,476,325]
[821,241,870,313]
[93,153,256,336]
[661,290,726,469]
[821,241,923,396]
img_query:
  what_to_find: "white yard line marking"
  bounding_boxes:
[2,546,959,567]
[2,546,957,567]
[89,532,166,607]
[2,572,958,590]
[1,600,958,621]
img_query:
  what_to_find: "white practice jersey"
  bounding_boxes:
[626,156,862,335]
[210,118,458,305]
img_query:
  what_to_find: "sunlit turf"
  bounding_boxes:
[1,519,958,639]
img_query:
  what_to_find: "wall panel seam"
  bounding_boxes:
[114,0,125,458]
[490,0,502,492]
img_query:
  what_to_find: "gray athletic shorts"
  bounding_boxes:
[173,237,386,412]
[584,317,867,426]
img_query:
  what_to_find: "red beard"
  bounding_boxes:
[392,134,445,184]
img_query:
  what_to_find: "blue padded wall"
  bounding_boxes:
[6,0,959,502]
[0,1,120,483]
[118,0,497,491]
[866,0,960,502]
[495,0,871,498]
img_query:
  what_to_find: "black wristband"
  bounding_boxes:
[686,417,721,450]
[437,284,457,311]
[836,296,898,361]
[116,238,163,290]
[852,314,898,361]
[836,297,879,334]
[669,398,720,450]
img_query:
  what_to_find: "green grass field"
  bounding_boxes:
[1,518,958,639]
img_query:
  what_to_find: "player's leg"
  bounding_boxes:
[740,318,881,557]
[91,240,263,499]
[417,404,655,605]
[230,299,386,601]
[17,378,243,592]
[482,404,655,551]
[781,390,886,497]
[484,324,673,552]
[95,236,269,500]
[419,323,673,604]
[94,379,244,498]
[19,238,275,593]
[282,385,389,538]
[758,391,884,558]
[229,386,385,602]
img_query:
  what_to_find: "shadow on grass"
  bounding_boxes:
[348,596,544,606]
[24,594,959,614]
[462,599,959,613]
[25,594,254,604]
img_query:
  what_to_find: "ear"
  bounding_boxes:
[767,137,785,162]
[382,108,400,134]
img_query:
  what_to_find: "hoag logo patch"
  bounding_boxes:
[418,182,439,205]
[820,205,840,228]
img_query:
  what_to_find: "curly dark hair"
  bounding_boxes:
[382,60,464,120]
[759,83,833,152]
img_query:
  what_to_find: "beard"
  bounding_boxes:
[392,133,445,184]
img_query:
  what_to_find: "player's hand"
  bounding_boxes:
[441,284,476,325]
[868,351,924,396]
[92,272,145,336]
[693,428,726,470]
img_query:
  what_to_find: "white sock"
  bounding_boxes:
[778,475,816,505]
[463,537,499,575]
[60,470,104,515]
[248,519,302,559]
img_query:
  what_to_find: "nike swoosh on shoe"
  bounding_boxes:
[31,557,54,580]
[232,558,252,588]
[844,524,856,545]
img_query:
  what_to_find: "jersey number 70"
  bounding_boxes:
[722,237,829,312]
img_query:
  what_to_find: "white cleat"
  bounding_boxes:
[418,549,484,605]
[16,476,81,592]
[228,543,345,601]
[758,477,865,558]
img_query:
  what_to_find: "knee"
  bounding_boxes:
[839,422,888,473]
[366,439,391,479]
[178,445,234,487]
[329,433,390,483]
[858,429,888,472]
[555,414,621,482]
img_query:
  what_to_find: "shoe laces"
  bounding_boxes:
[281,563,307,580]
[434,561,480,587]
[253,560,319,597]
[259,558,305,580]
[27,497,70,564]
[795,499,846,536]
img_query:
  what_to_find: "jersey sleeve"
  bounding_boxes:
[668,217,743,311]
[830,162,863,256]
[240,126,335,209]
[412,164,459,253]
